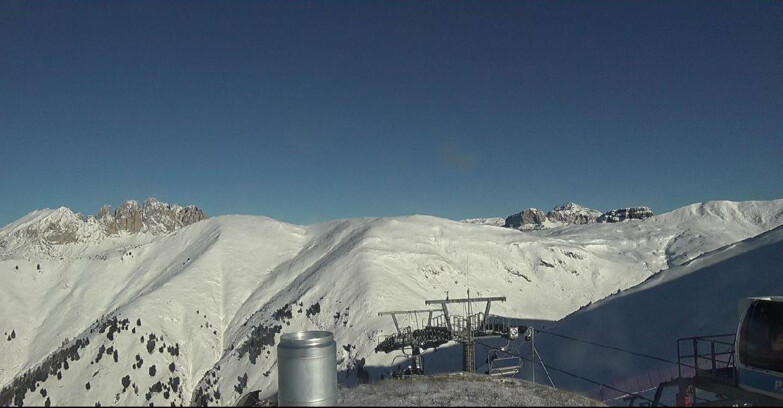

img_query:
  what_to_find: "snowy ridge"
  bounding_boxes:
[1,199,782,406]
[537,223,783,397]
[458,217,506,227]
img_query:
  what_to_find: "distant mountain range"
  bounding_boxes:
[0,198,206,259]
[1,198,782,406]
[461,202,655,229]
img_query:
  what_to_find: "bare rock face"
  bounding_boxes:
[96,205,119,235]
[546,203,602,225]
[95,198,207,235]
[114,201,144,233]
[180,205,208,226]
[141,198,208,234]
[503,203,652,229]
[96,205,111,219]
[597,207,654,223]
[504,208,548,228]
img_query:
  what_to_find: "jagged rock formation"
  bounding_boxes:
[95,198,208,234]
[96,205,119,235]
[0,199,207,257]
[504,203,604,229]
[504,208,548,228]
[597,207,654,223]
[113,201,144,233]
[546,203,603,225]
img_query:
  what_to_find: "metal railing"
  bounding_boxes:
[428,313,528,337]
[676,334,736,382]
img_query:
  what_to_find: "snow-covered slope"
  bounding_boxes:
[1,199,782,406]
[535,222,783,399]
[528,199,783,268]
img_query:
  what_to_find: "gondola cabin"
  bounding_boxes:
[736,296,783,400]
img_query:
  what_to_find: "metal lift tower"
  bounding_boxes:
[376,294,540,377]
[424,295,507,372]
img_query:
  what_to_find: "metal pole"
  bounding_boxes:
[531,328,536,384]
[533,347,555,388]
[483,301,491,330]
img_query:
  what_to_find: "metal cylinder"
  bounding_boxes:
[277,331,337,406]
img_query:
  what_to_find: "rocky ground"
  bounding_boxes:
[336,372,603,406]
[247,372,604,406]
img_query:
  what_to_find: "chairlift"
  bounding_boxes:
[487,345,523,378]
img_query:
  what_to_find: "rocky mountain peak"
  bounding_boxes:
[95,198,208,234]
[504,208,548,228]
[502,202,654,229]
[552,202,582,211]
[546,203,603,225]
[0,199,208,256]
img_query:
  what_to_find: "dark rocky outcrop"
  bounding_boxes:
[546,202,602,225]
[504,203,603,229]
[504,208,548,228]
[503,203,655,228]
[597,207,654,223]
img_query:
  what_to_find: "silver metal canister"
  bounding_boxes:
[277,331,337,406]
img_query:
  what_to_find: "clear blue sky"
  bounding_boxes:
[1,1,781,227]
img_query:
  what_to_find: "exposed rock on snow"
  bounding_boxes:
[0,207,104,251]
[546,203,602,225]
[458,217,506,227]
[96,198,208,234]
[505,208,548,228]
[0,199,207,259]
[503,203,602,229]
[597,207,654,223]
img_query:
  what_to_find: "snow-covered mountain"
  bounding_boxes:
[1,199,782,406]
[547,202,604,225]
[0,198,206,260]
[499,202,653,230]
